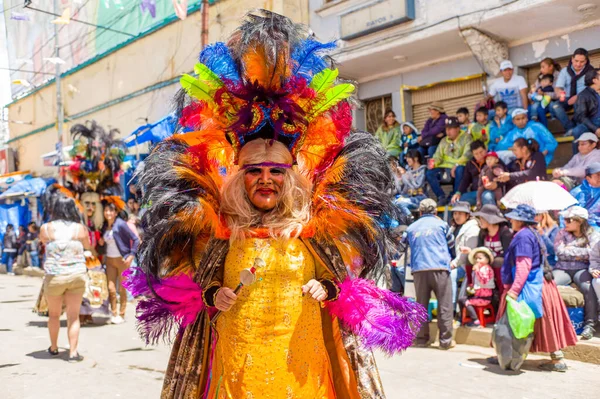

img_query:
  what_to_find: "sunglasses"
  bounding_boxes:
[564,217,579,224]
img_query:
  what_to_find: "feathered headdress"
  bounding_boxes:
[130,10,420,350]
[66,120,127,195]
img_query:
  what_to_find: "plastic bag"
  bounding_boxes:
[506,296,536,339]
[492,313,533,371]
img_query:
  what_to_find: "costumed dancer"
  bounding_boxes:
[124,11,426,399]
[68,121,127,323]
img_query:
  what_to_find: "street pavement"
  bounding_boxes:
[2,274,600,399]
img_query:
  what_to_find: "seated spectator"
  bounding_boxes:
[528,74,554,125]
[496,138,547,190]
[535,212,559,266]
[528,58,561,126]
[570,68,600,148]
[553,48,594,132]
[489,101,513,151]
[451,140,495,206]
[553,206,600,340]
[590,237,600,324]
[399,121,420,167]
[472,204,513,297]
[405,199,455,349]
[457,107,471,134]
[418,102,448,158]
[477,151,508,208]
[553,133,600,186]
[458,247,496,327]
[394,150,427,218]
[570,162,600,231]
[496,108,558,165]
[375,109,402,160]
[426,117,473,205]
[469,107,492,146]
[449,202,480,314]
[487,60,528,113]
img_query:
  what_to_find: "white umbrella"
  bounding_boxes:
[501,180,577,211]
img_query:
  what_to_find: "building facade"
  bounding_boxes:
[310,0,600,133]
[4,0,309,176]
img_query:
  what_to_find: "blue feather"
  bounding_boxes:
[291,39,337,81]
[198,42,240,83]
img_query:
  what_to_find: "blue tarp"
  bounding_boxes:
[0,177,55,200]
[0,201,31,234]
[125,114,177,147]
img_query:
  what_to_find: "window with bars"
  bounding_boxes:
[365,95,392,134]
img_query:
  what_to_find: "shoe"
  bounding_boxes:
[68,353,84,363]
[47,346,59,356]
[110,315,124,325]
[539,361,568,372]
[439,341,456,350]
[486,356,499,365]
[465,321,482,328]
[7,272,15,276]
[580,325,595,340]
[563,129,573,137]
[413,341,431,348]
[437,197,449,207]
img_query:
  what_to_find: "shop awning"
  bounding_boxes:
[124,114,177,147]
[0,177,55,201]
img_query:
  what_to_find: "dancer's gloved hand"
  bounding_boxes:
[302,279,327,302]
[215,287,237,311]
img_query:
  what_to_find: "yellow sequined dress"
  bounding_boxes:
[207,237,336,399]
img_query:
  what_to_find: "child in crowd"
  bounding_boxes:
[458,247,496,327]
[457,107,471,134]
[399,121,420,167]
[529,74,554,123]
[477,151,507,208]
[489,101,513,151]
[394,150,427,218]
[469,107,492,146]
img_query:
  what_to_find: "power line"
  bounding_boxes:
[0,2,22,14]
[0,67,54,75]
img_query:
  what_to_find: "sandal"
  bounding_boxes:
[48,346,59,356]
[68,353,84,363]
[539,361,567,372]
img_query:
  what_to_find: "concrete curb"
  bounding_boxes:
[426,321,600,365]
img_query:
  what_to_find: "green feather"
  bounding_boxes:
[310,83,355,118]
[309,68,338,93]
[180,74,213,102]
[193,63,223,90]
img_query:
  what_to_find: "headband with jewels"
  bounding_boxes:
[175,10,355,169]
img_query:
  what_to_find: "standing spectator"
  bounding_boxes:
[449,202,480,313]
[405,199,455,349]
[457,107,471,134]
[394,150,427,218]
[496,109,558,166]
[2,224,17,275]
[39,190,91,362]
[497,138,547,190]
[553,133,600,186]
[451,140,495,206]
[418,102,448,158]
[553,48,594,132]
[468,107,492,145]
[126,197,140,217]
[570,162,600,231]
[536,212,560,267]
[16,226,27,268]
[528,58,561,126]
[477,151,508,208]
[553,206,599,340]
[97,199,140,325]
[399,121,420,167]
[375,109,402,160]
[489,101,514,151]
[570,68,600,144]
[26,222,40,267]
[426,117,473,205]
[472,204,513,296]
[487,60,528,113]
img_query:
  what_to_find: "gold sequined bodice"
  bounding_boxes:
[208,237,335,399]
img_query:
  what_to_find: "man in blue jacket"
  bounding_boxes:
[405,198,455,349]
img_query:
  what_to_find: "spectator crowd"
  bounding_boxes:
[383,48,600,371]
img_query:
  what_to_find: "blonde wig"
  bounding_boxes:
[80,192,104,230]
[220,139,312,241]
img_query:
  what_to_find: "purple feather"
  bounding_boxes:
[325,278,427,355]
[199,42,241,84]
[123,268,205,345]
[291,38,337,81]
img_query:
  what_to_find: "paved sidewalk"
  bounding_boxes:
[2,274,600,398]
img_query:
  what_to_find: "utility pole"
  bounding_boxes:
[54,0,64,161]
[201,0,209,49]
